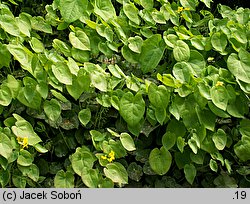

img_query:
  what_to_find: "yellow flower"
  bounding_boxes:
[101,150,115,163]
[108,150,115,158]
[177,7,184,13]
[17,137,29,149]
[216,81,224,87]
[101,155,107,160]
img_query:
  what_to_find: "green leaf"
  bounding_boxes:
[173,62,192,83]
[180,0,198,10]
[0,43,11,68]
[139,34,165,73]
[17,149,34,166]
[94,0,116,21]
[12,175,26,188]
[78,108,91,126]
[149,147,172,175]
[34,144,48,154]
[0,85,12,106]
[177,137,185,153]
[155,107,167,125]
[31,16,52,33]
[0,7,20,36]
[69,30,90,51]
[81,168,99,188]
[195,106,216,131]
[7,44,33,73]
[234,136,250,162]
[89,71,108,92]
[53,39,72,57]
[127,162,143,182]
[29,37,44,53]
[0,169,10,187]
[209,159,218,172]
[140,0,154,10]
[120,133,136,151]
[212,129,227,151]
[173,40,190,62]
[123,2,140,25]
[104,162,128,186]
[148,83,170,109]
[71,147,97,176]
[227,49,250,83]
[44,99,61,122]
[184,164,196,185]
[119,92,145,126]
[210,85,228,111]
[66,69,90,100]
[239,119,250,137]
[12,114,42,146]
[162,132,176,151]
[59,0,88,23]
[128,36,143,53]
[211,32,227,53]
[188,50,205,76]
[0,132,13,159]
[52,63,72,85]
[18,164,39,182]
[54,170,74,188]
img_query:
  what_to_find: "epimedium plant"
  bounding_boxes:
[0,0,250,188]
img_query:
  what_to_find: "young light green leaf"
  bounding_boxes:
[71,147,97,176]
[148,83,170,109]
[59,0,88,23]
[149,147,172,175]
[128,36,143,53]
[173,40,190,62]
[123,2,140,25]
[52,63,72,85]
[94,0,116,21]
[177,137,185,153]
[227,49,250,83]
[17,149,34,167]
[212,129,227,151]
[69,30,90,51]
[78,108,91,126]
[209,159,218,172]
[0,85,12,106]
[120,133,136,151]
[104,162,128,186]
[210,85,228,111]
[54,170,74,188]
[0,7,20,36]
[12,114,42,146]
[81,168,99,188]
[0,132,13,159]
[211,32,227,53]
[66,69,91,100]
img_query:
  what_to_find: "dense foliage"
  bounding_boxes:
[0,0,250,188]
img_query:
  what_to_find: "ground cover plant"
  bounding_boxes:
[0,0,250,188]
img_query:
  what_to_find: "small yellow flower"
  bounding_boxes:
[17,137,29,149]
[101,155,107,160]
[108,150,115,158]
[177,7,184,13]
[101,150,115,163]
[216,81,224,87]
